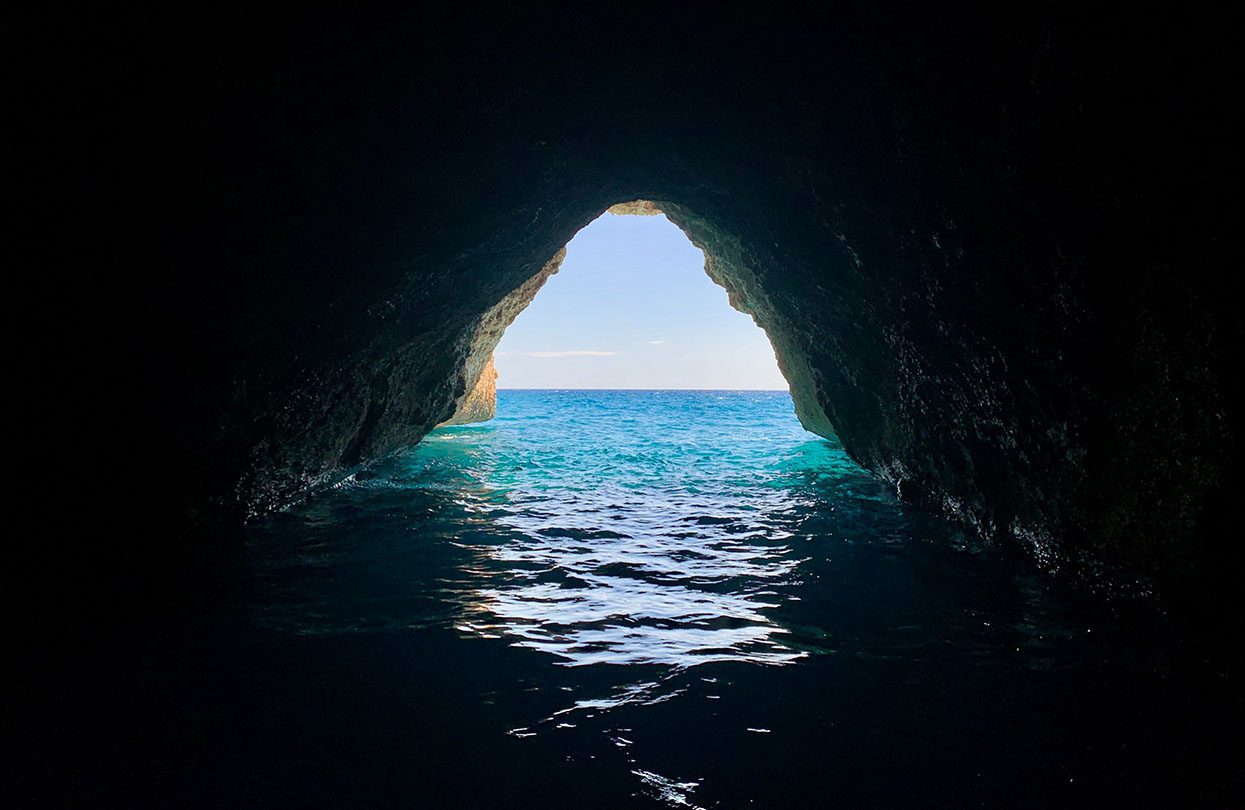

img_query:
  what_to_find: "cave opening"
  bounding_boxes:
[415,203,849,575]
[493,204,787,394]
[436,200,820,438]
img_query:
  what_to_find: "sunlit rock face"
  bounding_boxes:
[80,5,1239,610]
[440,249,566,427]
[438,357,497,427]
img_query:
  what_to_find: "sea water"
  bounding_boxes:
[234,390,1236,807]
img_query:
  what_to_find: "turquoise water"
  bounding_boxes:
[235,391,1237,807]
[254,390,884,664]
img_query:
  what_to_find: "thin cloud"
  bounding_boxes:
[647,340,668,345]
[525,350,618,358]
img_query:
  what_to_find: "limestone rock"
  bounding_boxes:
[439,356,497,426]
[606,200,663,217]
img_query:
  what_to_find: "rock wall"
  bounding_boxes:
[438,356,498,427]
[33,4,1242,624]
[441,247,566,426]
[659,204,839,441]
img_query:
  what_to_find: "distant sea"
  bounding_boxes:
[217,390,1236,806]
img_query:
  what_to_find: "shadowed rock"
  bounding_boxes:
[32,4,1243,624]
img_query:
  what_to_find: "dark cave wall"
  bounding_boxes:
[33,3,1240,605]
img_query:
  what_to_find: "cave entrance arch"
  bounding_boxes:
[228,199,843,523]
[440,201,836,438]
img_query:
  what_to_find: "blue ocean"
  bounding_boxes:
[234,390,1234,807]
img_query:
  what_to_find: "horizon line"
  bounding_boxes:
[498,387,790,392]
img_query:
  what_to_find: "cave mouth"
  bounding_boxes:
[224,194,1237,808]
[494,203,789,394]
[240,294,1214,806]
[440,201,802,429]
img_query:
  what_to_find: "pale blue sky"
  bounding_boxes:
[494,212,788,390]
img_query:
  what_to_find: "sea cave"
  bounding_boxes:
[15,4,1243,807]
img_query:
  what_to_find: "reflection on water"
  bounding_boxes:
[252,393,883,672]
[250,391,903,803]
[244,391,1238,808]
[458,480,809,668]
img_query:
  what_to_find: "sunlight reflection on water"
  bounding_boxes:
[240,392,1226,809]
[252,395,913,671]
[455,480,810,669]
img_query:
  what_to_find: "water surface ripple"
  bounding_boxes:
[254,391,918,668]
[245,390,1239,808]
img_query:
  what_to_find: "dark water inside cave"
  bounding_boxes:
[31,391,1239,807]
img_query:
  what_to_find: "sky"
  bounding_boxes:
[494,212,788,390]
